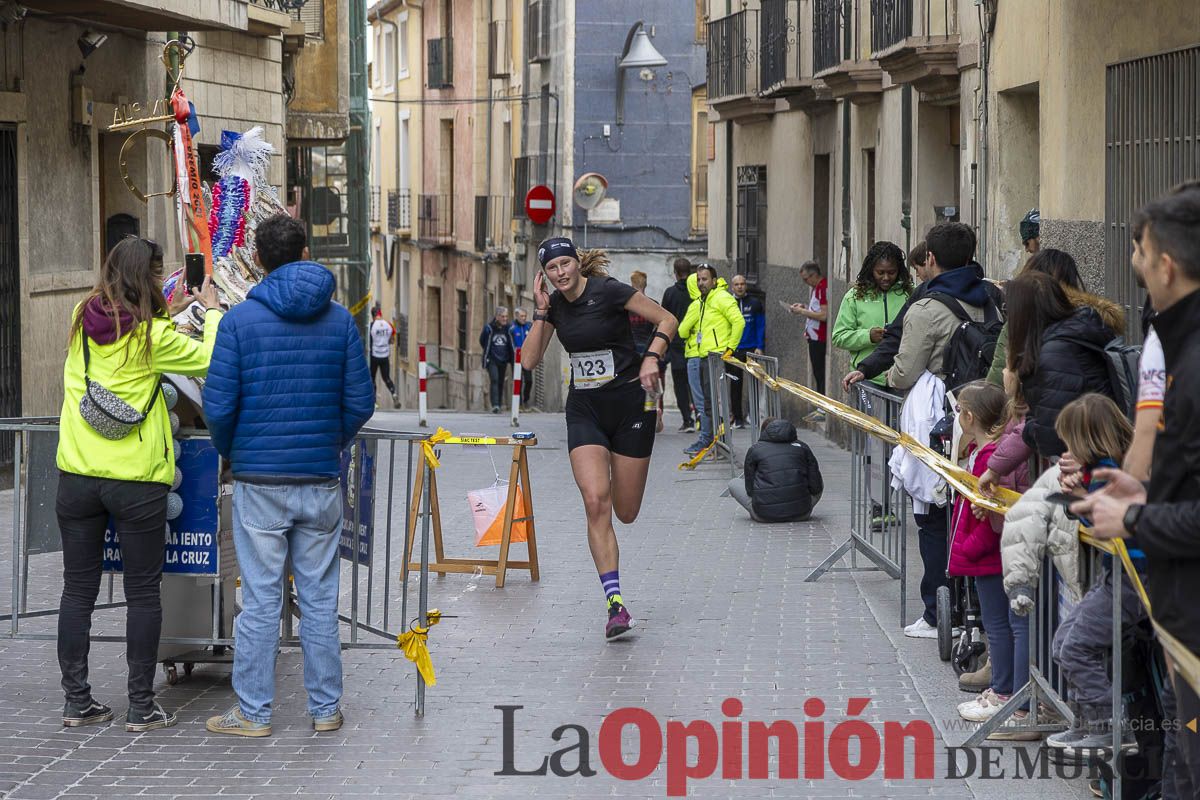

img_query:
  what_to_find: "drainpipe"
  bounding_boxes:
[901,85,912,253]
[726,121,733,264]
[839,0,852,275]
[976,0,995,270]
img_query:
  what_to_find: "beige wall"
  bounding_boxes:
[986,0,1200,285]
[187,30,286,192]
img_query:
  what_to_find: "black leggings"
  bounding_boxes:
[370,356,396,394]
[56,472,168,712]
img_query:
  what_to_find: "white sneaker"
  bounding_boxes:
[959,688,1008,722]
[903,618,938,639]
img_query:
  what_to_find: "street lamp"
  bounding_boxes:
[615,20,667,126]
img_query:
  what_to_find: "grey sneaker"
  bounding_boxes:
[313,709,344,732]
[63,699,114,728]
[205,706,271,737]
[126,702,178,732]
[1061,726,1138,756]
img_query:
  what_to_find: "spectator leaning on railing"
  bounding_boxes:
[1071,186,1200,798]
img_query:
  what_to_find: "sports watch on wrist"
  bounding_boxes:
[1123,503,1145,536]
[533,309,550,321]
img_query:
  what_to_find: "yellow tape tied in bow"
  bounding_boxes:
[421,427,453,469]
[728,352,1200,695]
[678,423,727,470]
[397,609,443,686]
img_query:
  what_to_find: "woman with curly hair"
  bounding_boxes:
[831,240,913,386]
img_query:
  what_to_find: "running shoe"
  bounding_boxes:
[683,440,709,455]
[606,602,634,641]
[677,421,693,432]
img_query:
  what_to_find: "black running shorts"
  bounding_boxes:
[564,380,656,458]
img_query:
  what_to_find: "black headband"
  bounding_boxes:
[537,237,578,267]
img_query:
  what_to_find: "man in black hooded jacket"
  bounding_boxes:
[661,257,695,431]
[728,418,823,522]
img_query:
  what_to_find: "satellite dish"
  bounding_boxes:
[573,173,608,211]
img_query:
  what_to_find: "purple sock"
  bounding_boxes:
[599,570,621,604]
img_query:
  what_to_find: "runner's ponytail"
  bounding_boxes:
[577,249,610,278]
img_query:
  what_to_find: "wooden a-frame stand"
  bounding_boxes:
[403,436,540,588]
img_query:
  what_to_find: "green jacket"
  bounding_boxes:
[57,308,223,486]
[830,285,910,385]
[986,323,1009,386]
[677,274,745,357]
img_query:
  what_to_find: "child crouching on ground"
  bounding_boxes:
[948,381,1033,730]
[1005,394,1142,756]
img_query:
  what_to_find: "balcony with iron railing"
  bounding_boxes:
[388,189,412,235]
[418,194,453,244]
[473,196,512,253]
[706,10,775,122]
[811,0,883,102]
[870,0,960,95]
[370,186,381,229]
[758,0,834,113]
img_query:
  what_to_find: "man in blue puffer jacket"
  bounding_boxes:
[202,214,374,737]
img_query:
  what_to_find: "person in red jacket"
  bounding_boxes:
[947,381,1032,726]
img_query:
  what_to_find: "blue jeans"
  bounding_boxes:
[232,480,343,723]
[686,357,712,444]
[975,573,1029,701]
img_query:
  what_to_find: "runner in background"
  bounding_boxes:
[519,237,677,640]
[368,307,399,408]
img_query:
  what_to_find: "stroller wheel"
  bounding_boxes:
[936,585,953,662]
[952,636,988,676]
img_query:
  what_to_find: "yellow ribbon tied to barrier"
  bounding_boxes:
[397,609,443,686]
[421,427,453,469]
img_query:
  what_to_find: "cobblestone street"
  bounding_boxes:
[0,409,1090,799]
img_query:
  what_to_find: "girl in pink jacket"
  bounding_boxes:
[948,381,1033,727]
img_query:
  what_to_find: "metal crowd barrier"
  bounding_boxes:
[701,351,782,477]
[0,418,438,715]
[745,352,781,446]
[704,350,736,476]
[728,355,1180,795]
[804,382,910,628]
[964,517,1144,798]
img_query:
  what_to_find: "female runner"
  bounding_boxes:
[520,237,678,640]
